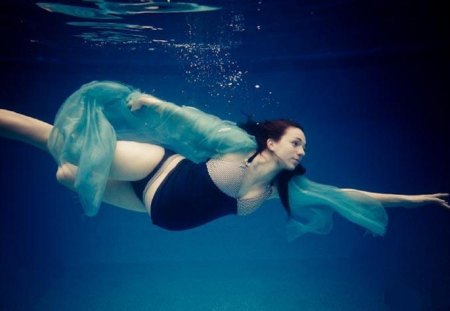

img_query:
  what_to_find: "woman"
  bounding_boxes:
[0,81,448,241]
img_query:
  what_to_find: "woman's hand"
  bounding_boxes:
[127,94,166,112]
[406,193,449,209]
[342,189,450,209]
[127,95,145,112]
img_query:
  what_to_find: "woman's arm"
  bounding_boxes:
[341,189,449,209]
[127,93,170,112]
[125,91,257,162]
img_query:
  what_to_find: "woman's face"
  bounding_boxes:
[267,127,306,170]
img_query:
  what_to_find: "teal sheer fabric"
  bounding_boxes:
[48,81,388,239]
[48,81,255,216]
[286,177,388,241]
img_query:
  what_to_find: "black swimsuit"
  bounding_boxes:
[131,151,237,231]
[130,150,175,197]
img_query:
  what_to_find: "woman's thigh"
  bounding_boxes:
[110,141,165,181]
[103,180,147,213]
[56,163,147,213]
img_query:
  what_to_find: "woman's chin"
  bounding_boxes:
[285,163,297,171]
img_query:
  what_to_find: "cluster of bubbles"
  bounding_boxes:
[170,41,247,103]
[152,7,279,115]
[154,10,250,110]
[228,13,246,32]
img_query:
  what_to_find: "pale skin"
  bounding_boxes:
[0,95,448,217]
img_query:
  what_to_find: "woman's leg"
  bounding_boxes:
[56,141,166,213]
[56,164,147,213]
[1,109,164,213]
[0,110,165,180]
[109,141,165,181]
[55,142,165,213]
[0,109,51,151]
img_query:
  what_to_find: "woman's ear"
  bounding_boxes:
[266,138,276,151]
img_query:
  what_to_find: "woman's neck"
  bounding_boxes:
[247,150,283,186]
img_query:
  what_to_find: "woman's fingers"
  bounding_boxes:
[430,193,450,209]
[431,193,449,198]
[127,97,142,112]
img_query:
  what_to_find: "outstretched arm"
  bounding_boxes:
[341,189,449,209]
[285,175,449,240]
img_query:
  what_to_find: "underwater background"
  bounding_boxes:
[0,0,449,310]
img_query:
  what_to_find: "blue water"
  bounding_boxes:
[1,1,449,310]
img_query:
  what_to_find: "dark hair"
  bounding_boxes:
[239,119,306,216]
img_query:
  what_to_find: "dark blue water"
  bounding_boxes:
[1,1,449,310]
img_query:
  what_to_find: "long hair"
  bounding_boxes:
[239,118,306,216]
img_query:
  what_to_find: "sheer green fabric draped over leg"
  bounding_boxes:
[48,81,388,240]
[47,81,256,216]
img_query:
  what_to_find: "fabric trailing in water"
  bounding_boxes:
[47,81,255,216]
[286,177,388,241]
[48,80,388,239]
